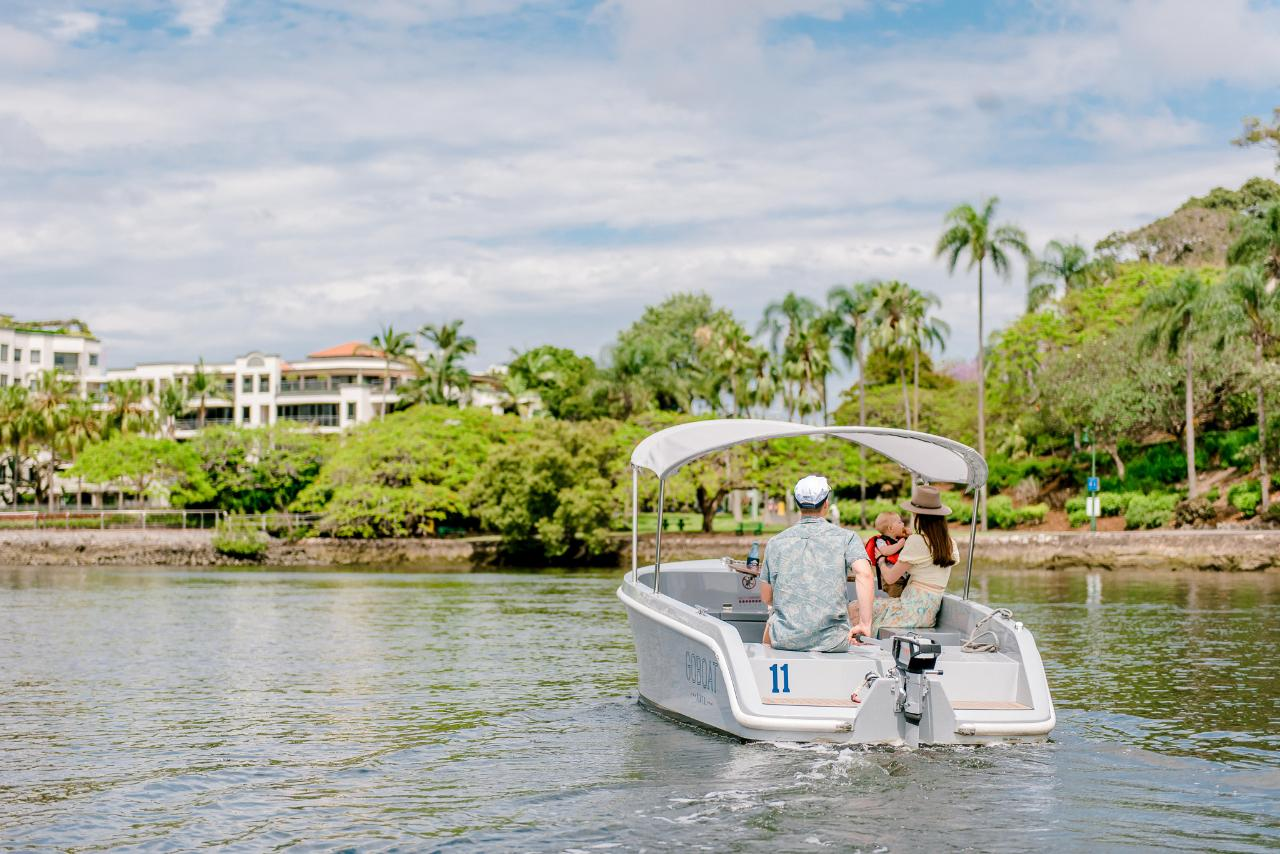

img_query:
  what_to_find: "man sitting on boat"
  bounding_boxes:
[760,475,876,653]
[856,484,959,636]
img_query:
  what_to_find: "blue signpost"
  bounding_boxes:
[1085,429,1099,533]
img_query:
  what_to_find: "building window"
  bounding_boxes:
[0,345,7,361]
[54,352,79,371]
[242,375,253,393]
[89,354,98,367]
[258,375,269,393]
[0,375,6,387]
[14,349,21,362]
[346,402,356,421]
[241,406,250,424]
[30,349,40,363]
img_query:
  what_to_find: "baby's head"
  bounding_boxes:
[874,511,906,538]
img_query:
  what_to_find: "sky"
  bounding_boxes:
[1,0,1278,377]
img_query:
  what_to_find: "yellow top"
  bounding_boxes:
[898,533,959,590]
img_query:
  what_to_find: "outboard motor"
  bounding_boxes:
[892,633,942,731]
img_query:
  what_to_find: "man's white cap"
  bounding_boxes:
[794,475,831,508]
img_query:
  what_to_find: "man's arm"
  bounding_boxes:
[848,557,875,639]
[759,580,773,608]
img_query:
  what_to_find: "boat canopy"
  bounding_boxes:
[630,419,988,491]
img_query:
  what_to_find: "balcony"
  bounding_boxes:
[279,414,339,427]
[279,379,334,394]
[174,417,235,430]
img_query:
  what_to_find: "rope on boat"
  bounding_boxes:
[961,608,1013,653]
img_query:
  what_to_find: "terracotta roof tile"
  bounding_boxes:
[307,341,382,359]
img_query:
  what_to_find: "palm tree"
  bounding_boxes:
[367,325,413,418]
[936,196,1031,529]
[903,289,951,427]
[0,386,35,508]
[869,280,916,430]
[105,379,153,435]
[1219,265,1280,510]
[759,293,827,421]
[61,398,103,509]
[1140,271,1212,497]
[189,358,213,429]
[158,382,187,438]
[828,282,877,524]
[419,320,477,407]
[1227,202,1280,284]
[1026,240,1107,312]
[29,371,72,510]
[694,315,763,416]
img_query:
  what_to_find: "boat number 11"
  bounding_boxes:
[768,663,791,694]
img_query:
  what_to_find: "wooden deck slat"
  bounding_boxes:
[762,696,858,707]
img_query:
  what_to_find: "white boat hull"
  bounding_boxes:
[619,560,1055,745]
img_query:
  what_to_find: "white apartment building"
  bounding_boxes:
[0,317,106,393]
[106,342,421,436]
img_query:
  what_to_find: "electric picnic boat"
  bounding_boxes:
[617,419,1056,746]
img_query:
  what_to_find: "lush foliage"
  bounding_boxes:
[212,513,270,560]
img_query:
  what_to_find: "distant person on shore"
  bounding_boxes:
[760,476,875,652]
[866,511,910,597]
[852,485,958,635]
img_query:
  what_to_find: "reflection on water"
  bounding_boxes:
[0,567,1276,851]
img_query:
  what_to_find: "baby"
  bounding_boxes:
[866,511,910,597]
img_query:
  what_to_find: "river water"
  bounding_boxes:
[1,567,1276,852]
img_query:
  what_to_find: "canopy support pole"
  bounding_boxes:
[652,478,666,594]
[631,466,638,574]
[962,491,979,600]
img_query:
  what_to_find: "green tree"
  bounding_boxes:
[1026,240,1109,312]
[61,398,104,509]
[185,425,330,512]
[759,292,829,421]
[0,386,35,507]
[105,379,154,436]
[188,359,214,429]
[903,287,950,428]
[1218,265,1280,509]
[868,280,916,430]
[607,293,727,415]
[1227,202,1280,283]
[506,345,601,419]
[1234,107,1280,171]
[1139,271,1214,496]
[935,196,1031,529]
[693,314,766,417]
[158,382,187,438]
[417,319,477,407]
[366,325,413,418]
[69,435,210,507]
[29,371,71,509]
[828,281,877,524]
[466,420,622,560]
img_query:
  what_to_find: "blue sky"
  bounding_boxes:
[0,0,1276,375]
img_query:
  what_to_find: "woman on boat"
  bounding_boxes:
[868,484,958,634]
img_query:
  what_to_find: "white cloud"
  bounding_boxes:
[173,0,229,38]
[49,11,104,42]
[0,23,55,67]
[0,0,1275,372]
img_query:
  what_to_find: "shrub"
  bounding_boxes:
[212,514,270,561]
[1174,498,1216,528]
[1124,494,1177,529]
[1206,486,1220,503]
[1228,481,1262,517]
[986,495,1048,529]
[1262,502,1280,527]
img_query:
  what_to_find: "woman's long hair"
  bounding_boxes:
[914,513,956,567]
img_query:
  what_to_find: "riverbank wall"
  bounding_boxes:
[0,528,1278,571]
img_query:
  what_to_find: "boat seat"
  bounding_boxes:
[744,643,887,660]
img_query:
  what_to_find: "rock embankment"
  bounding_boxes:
[0,528,1276,571]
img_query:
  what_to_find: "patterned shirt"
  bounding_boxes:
[762,517,865,652]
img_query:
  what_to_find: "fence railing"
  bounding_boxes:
[174,417,235,430]
[0,509,323,532]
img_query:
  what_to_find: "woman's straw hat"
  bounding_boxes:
[901,483,951,516]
